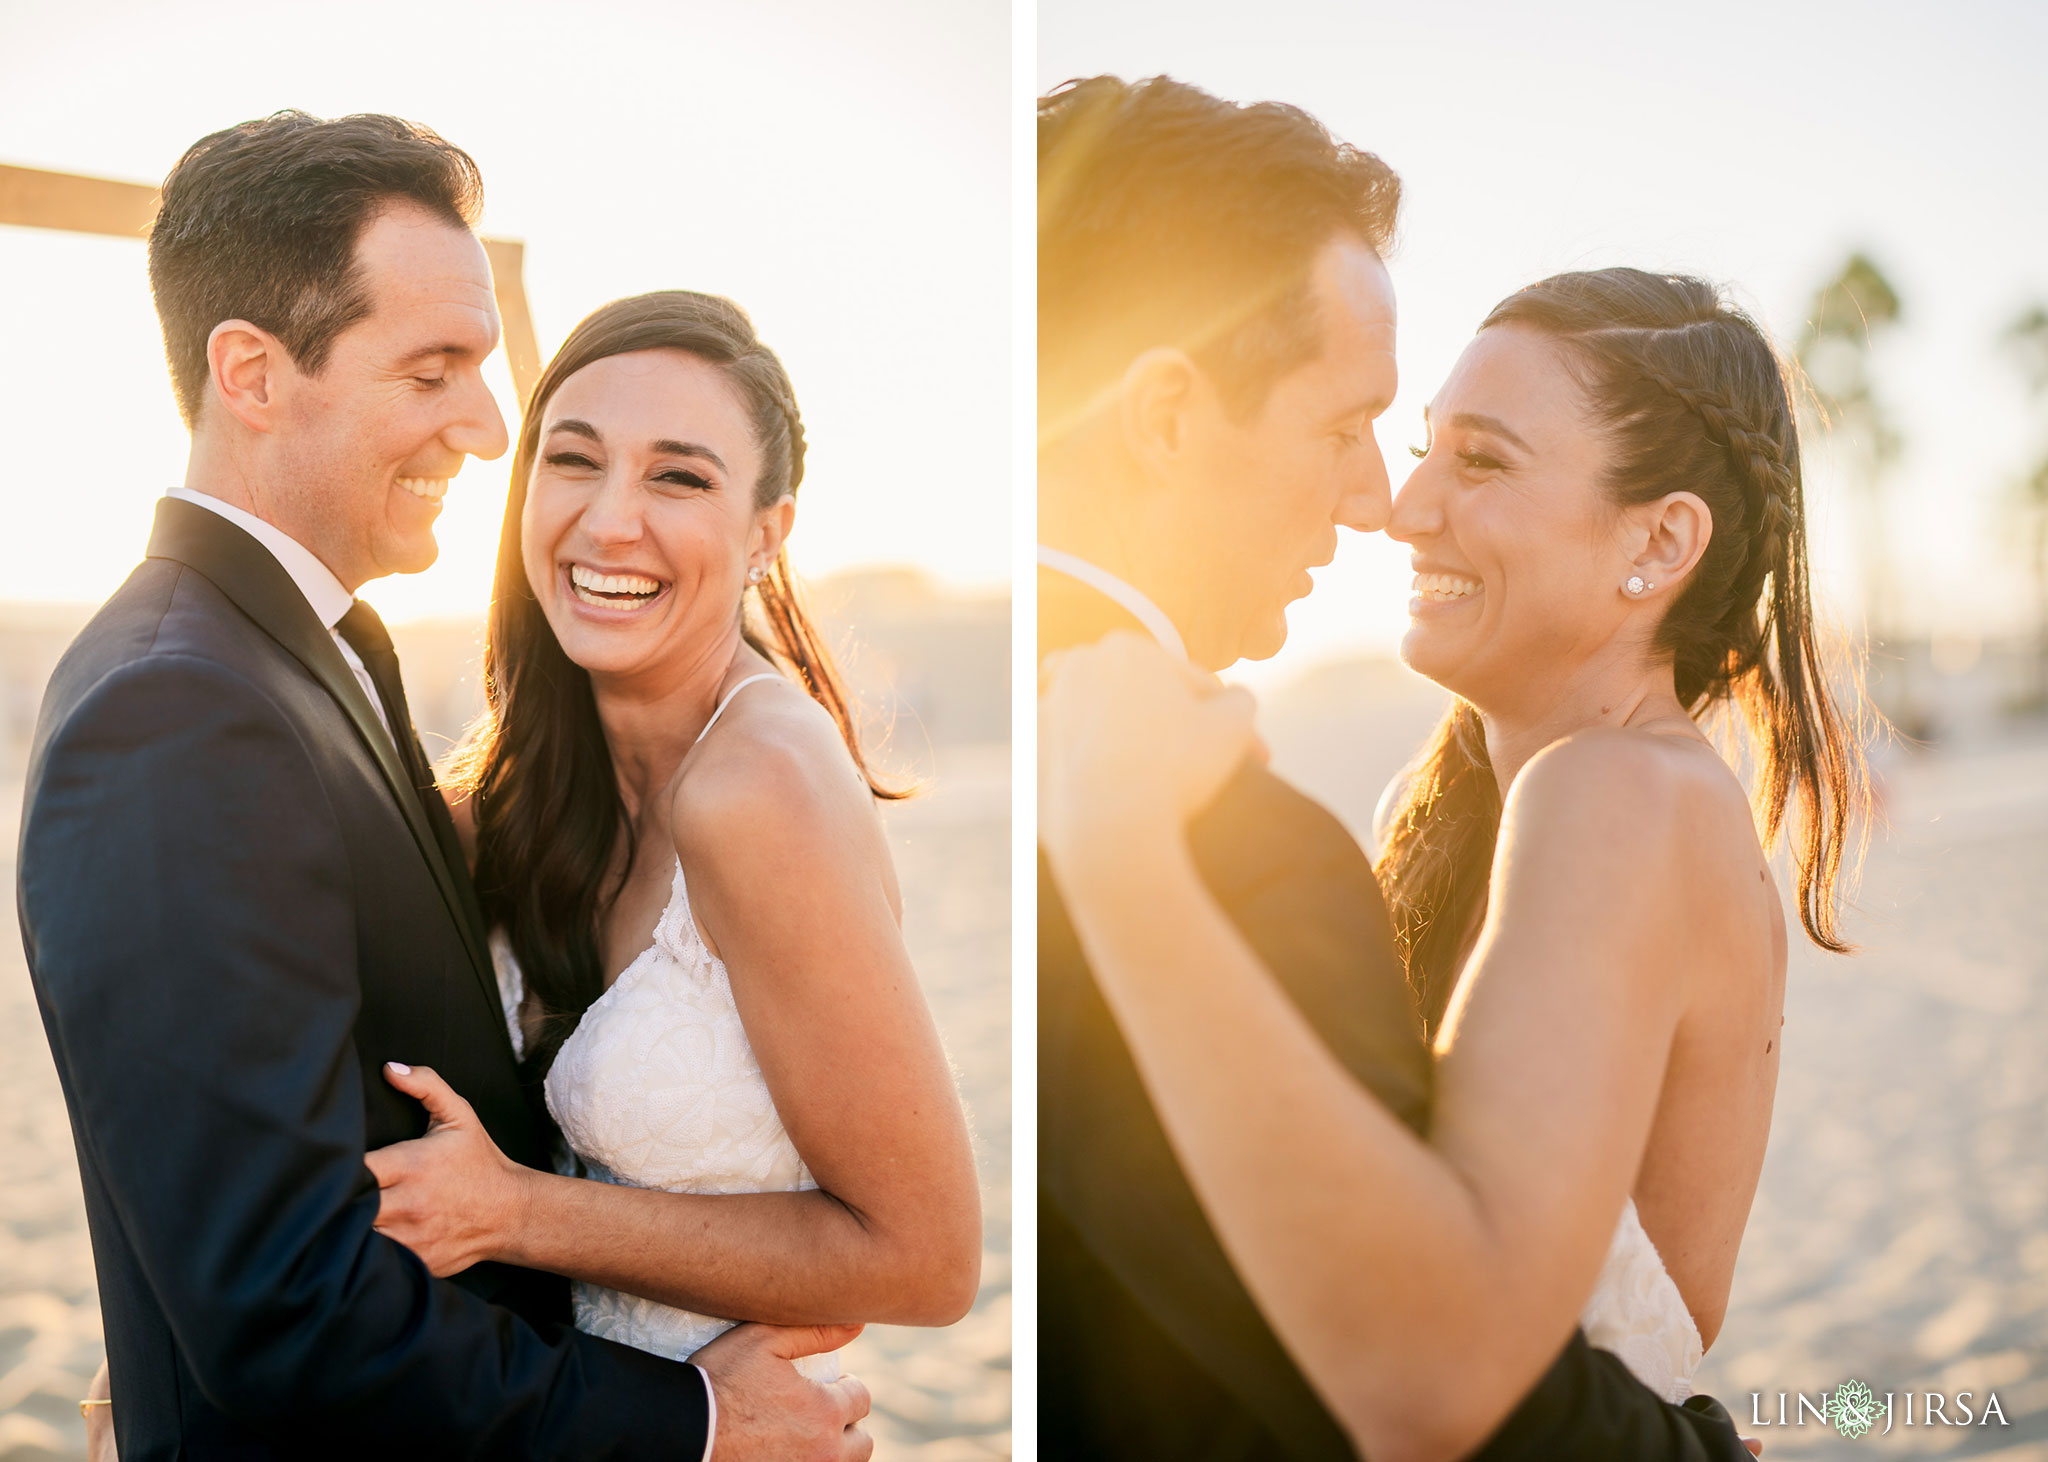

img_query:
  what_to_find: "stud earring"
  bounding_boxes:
[747,565,765,585]
[1625,575,1653,596]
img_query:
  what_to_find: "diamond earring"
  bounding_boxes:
[1625,575,1652,596]
[747,565,765,585]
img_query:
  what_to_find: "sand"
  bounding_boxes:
[1685,733,2048,1459]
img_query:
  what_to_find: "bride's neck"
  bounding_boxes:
[589,632,746,822]
[1478,653,1691,798]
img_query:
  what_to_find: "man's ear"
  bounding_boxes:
[205,320,288,434]
[1627,490,1713,593]
[1115,347,1201,487]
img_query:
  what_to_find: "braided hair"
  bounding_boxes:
[450,290,902,1080]
[1378,269,1869,1032]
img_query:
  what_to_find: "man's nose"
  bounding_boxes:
[448,374,510,462]
[1335,436,1394,533]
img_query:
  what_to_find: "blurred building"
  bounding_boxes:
[0,567,1010,779]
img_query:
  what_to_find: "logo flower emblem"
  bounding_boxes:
[1827,1379,1879,1439]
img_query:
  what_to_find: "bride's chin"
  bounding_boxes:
[1397,623,1448,671]
[1398,631,1473,695]
[549,623,642,677]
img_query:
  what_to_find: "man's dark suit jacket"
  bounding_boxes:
[17,497,710,1460]
[1037,568,1752,1461]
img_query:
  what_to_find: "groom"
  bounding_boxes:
[1037,76,1756,1460]
[18,111,868,1461]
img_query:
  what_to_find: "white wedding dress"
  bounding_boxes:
[1579,1197,1703,1404]
[491,674,840,1381]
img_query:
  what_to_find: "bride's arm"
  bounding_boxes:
[1040,636,1698,1462]
[372,712,983,1329]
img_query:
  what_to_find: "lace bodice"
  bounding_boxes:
[1579,1197,1703,1404]
[492,853,839,1382]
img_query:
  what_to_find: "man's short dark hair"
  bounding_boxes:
[1038,75,1400,431]
[148,110,484,427]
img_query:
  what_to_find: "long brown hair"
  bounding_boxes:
[448,290,901,1077]
[1377,269,1870,1033]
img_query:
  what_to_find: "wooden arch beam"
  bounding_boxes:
[0,161,542,408]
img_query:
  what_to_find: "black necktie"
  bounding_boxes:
[336,599,435,800]
[336,599,492,954]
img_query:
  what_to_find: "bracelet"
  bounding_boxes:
[80,1398,112,1418]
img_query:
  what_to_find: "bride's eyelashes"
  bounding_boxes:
[542,451,714,491]
[1409,440,1505,472]
[652,468,715,491]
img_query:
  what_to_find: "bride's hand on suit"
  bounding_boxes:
[368,1066,883,1460]
[1038,632,1261,874]
[365,1061,529,1276]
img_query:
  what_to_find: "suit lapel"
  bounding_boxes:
[145,497,501,1020]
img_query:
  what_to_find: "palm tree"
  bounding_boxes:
[2002,304,2048,709]
[1795,253,1912,725]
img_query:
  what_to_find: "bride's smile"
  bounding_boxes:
[565,562,670,610]
[1408,566,1483,609]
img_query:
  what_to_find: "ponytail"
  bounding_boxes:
[1378,701,1498,1033]
[746,550,908,800]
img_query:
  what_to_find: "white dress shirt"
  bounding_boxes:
[161,487,721,1459]
[165,488,394,743]
[1036,544,1190,664]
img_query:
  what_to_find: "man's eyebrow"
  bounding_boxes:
[1423,406,1533,454]
[1332,392,1395,424]
[396,342,481,367]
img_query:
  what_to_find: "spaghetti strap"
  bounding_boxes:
[694,672,784,746]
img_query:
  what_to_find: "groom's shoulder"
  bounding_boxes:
[59,555,248,667]
[34,558,280,755]
[1190,758,1377,902]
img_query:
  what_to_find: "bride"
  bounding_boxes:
[358,292,981,1386]
[1040,269,1868,1460]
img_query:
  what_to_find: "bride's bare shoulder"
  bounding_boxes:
[666,681,905,954]
[1504,727,1762,894]
[670,682,882,867]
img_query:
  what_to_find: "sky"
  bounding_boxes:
[1040,0,2048,684]
[0,0,1009,623]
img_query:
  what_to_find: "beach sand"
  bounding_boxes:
[0,739,1012,1462]
[1685,733,2048,1459]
